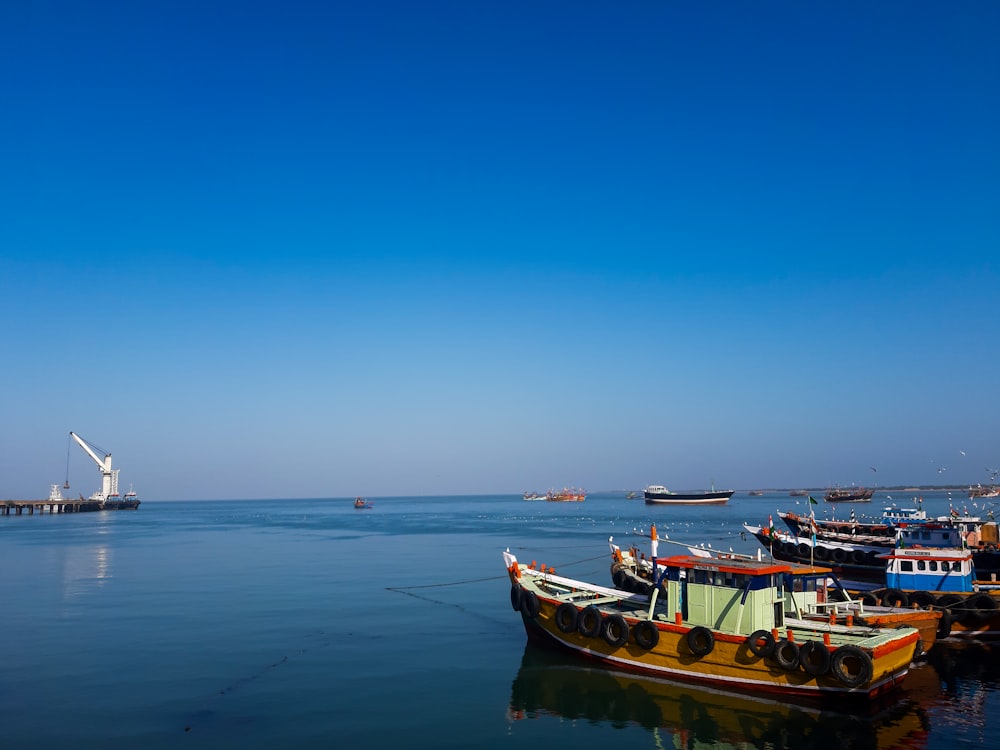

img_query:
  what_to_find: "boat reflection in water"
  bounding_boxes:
[507,642,931,749]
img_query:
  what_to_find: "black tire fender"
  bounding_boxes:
[555,602,578,633]
[908,591,938,609]
[611,566,629,590]
[601,613,630,648]
[686,626,715,656]
[965,593,999,624]
[798,641,831,676]
[521,590,540,619]
[937,594,969,625]
[577,605,602,638]
[747,629,775,658]
[772,639,800,670]
[881,588,908,608]
[634,620,659,650]
[510,584,522,612]
[936,610,953,639]
[831,645,873,688]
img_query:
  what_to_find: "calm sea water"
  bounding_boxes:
[1,490,997,749]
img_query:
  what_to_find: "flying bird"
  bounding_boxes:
[870,466,877,472]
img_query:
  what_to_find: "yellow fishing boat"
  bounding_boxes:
[504,541,919,701]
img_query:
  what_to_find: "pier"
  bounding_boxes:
[1,497,140,515]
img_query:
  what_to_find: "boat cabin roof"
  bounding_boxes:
[783,562,835,577]
[658,554,790,576]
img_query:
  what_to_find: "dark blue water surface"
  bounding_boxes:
[1,490,997,749]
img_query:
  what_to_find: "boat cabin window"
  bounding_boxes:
[786,575,821,594]
[941,561,951,572]
[666,567,770,592]
[688,568,749,589]
[900,560,914,572]
[917,560,926,571]
[929,561,938,572]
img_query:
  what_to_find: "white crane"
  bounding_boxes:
[69,432,120,502]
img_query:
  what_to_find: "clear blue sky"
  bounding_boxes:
[2,2,997,500]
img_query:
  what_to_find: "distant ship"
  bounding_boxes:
[644,485,734,505]
[546,488,586,502]
[824,487,875,503]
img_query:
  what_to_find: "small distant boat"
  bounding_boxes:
[546,488,586,502]
[790,490,809,497]
[644,485,734,505]
[354,497,373,509]
[969,484,1000,499]
[523,492,544,501]
[749,490,764,496]
[625,491,637,500]
[825,488,875,503]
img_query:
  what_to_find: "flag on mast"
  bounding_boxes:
[807,496,819,562]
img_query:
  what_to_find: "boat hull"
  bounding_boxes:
[515,597,912,700]
[749,526,1000,583]
[644,490,734,505]
[824,489,875,503]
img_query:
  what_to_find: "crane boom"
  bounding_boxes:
[69,431,119,501]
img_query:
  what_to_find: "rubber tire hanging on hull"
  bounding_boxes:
[881,588,908,608]
[831,645,873,688]
[520,590,540,619]
[936,610,953,639]
[634,620,659,650]
[577,606,602,638]
[773,639,800,670]
[611,565,629,590]
[510,584,522,612]
[555,602,578,633]
[908,591,938,609]
[686,627,715,656]
[601,614,630,648]
[746,630,775,658]
[798,641,831,676]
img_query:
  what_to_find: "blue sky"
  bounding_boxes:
[2,2,998,500]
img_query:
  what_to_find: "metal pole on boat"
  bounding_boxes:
[647,525,661,619]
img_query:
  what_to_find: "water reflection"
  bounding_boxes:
[915,640,1000,745]
[507,642,931,749]
[60,543,113,597]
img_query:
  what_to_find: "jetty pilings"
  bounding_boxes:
[1,499,140,515]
